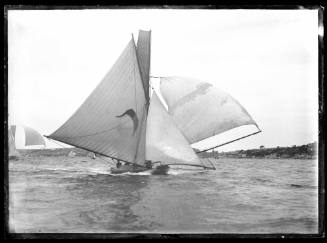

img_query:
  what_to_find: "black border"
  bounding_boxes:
[3,4,326,239]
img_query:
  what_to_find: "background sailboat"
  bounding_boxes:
[8,127,20,159]
[10,125,46,150]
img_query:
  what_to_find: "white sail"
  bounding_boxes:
[11,125,46,148]
[8,127,20,158]
[160,77,258,144]
[23,126,46,146]
[146,92,203,167]
[48,38,147,165]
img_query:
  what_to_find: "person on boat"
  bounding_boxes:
[145,160,152,169]
[116,160,122,168]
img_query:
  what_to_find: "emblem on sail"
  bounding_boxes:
[116,109,139,135]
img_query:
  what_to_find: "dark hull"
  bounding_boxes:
[110,165,149,174]
[110,164,169,175]
[151,165,169,175]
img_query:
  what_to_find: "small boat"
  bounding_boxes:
[46,30,260,174]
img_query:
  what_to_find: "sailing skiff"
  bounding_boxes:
[46,30,261,175]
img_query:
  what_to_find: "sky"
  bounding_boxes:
[7,9,319,151]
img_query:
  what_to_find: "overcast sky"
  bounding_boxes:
[8,9,319,151]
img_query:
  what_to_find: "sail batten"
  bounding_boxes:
[160,77,258,144]
[49,38,147,165]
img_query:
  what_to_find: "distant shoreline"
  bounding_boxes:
[195,142,318,160]
[13,142,318,161]
[214,157,317,160]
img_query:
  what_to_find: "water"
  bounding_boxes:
[8,156,318,233]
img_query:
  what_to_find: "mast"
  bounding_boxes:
[136,30,151,108]
[133,30,151,165]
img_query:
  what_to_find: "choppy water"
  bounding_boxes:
[8,156,318,233]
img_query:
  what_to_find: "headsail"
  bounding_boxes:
[136,30,151,105]
[146,92,204,167]
[160,77,259,144]
[48,38,147,165]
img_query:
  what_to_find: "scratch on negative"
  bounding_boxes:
[170,83,212,112]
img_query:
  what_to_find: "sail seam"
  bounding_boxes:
[50,41,134,137]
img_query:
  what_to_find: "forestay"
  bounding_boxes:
[146,92,204,167]
[160,77,258,144]
[48,38,147,165]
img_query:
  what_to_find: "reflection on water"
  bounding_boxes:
[9,157,318,233]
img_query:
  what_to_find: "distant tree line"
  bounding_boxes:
[194,142,318,159]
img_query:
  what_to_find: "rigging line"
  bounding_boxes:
[164,163,216,170]
[46,136,68,149]
[96,155,116,166]
[203,158,216,170]
[43,137,76,164]
[196,129,262,154]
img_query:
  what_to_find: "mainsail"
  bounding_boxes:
[160,77,259,145]
[48,38,147,165]
[146,92,204,167]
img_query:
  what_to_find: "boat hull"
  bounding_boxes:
[110,164,169,175]
[151,165,169,175]
[110,165,149,174]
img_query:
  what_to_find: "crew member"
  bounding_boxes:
[145,160,152,169]
[116,159,122,168]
